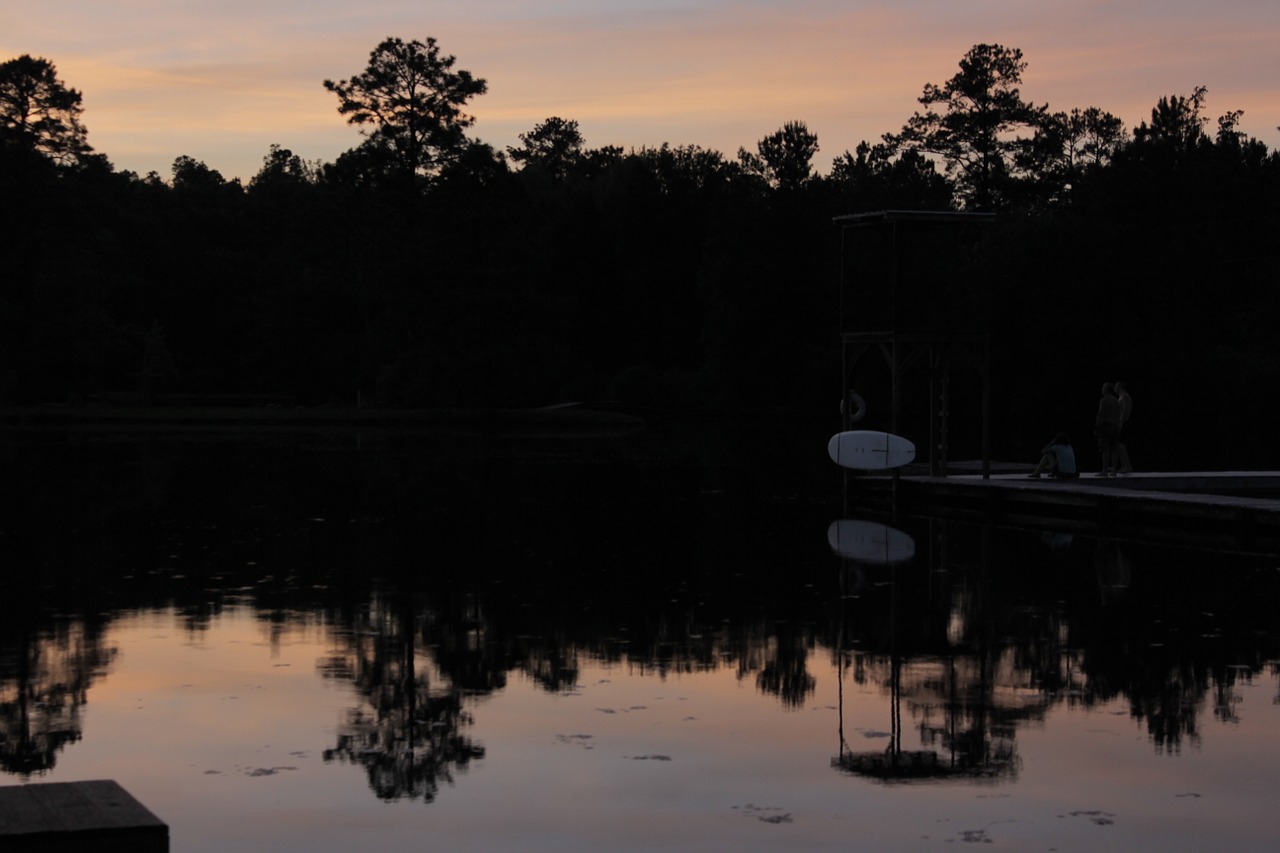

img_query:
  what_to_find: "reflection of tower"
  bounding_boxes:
[834,560,954,779]
[0,619,116,778]
[831,518,938,778]
[831,520,1022,781]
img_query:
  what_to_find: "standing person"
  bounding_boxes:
[1094,383,1122,476]
[1115,381,1133,474]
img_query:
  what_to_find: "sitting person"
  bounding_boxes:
[1028,432,1079,479]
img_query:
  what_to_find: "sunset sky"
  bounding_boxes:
[5,1,1278,182]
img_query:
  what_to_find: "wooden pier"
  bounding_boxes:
[0,781,168,852]
[846,470,1280,552]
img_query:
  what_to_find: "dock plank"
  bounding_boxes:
[0,781,168,852]
[846,471,1280,552]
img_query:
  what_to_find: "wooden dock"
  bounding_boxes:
[846,470,1280,552]
[0,781,168,852]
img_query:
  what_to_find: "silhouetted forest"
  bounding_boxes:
[3,43,1279,465]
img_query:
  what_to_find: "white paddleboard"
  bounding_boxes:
[827,520,916,565]
[827,430,915,470]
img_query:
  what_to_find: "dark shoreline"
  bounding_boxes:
[0,402,646,431]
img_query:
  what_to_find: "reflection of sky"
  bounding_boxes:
[4,1,1278,181]
[10,607,1277,852]
[49,610,342,785]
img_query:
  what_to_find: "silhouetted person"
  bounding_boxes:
[1028,432,1078,478]
[1115,381,1133,473]
[1094,383,1121,476]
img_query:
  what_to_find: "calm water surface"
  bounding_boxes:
[2,427,1278,851]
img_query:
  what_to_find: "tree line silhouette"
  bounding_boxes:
[3,41,1278,464]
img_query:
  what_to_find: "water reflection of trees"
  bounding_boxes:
[314,507,1280,799]
[5,432,1280,793]
[754,626,817,709]
[318,591,485,802]
[0,617,116,777]
[1050,531,1280,756]
[825,517,1280,778]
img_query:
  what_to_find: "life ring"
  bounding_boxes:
[842,390,866,424]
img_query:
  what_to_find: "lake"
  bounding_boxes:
[2,425,1277,851]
